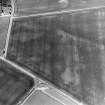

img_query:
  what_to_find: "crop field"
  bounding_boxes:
[1,0,105,105]
[6,8,105,105]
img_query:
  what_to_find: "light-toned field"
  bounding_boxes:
[14,0,105,16]
[0,16,10,55]
[24,91,63,105]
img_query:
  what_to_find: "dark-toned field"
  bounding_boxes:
[6,8,105,105]
[0,59,34,105]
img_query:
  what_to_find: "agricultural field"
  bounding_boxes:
[0,17,10,55]
[0,59,34,105]
[6,8,105,105]
[14,0,105,16]
[1,0,105,105]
